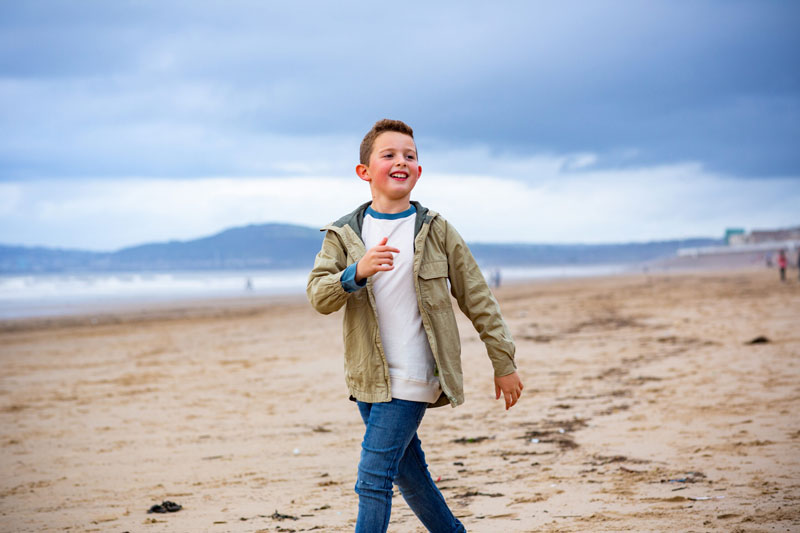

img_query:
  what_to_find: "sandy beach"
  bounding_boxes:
[1,269,799,532]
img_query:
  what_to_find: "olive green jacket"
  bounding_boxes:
[307,201,516,408]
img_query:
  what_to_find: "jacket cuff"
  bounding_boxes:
[341,262,367,293]
[491,354,517,377]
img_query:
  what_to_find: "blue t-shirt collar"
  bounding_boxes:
[365,204,416,220]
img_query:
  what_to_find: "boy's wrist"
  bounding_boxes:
[341,262,367,293]
[355,260,365,282]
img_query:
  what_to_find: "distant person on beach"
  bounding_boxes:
[491,268,502,289]
[777,250,787,281]
[308,119,522,533]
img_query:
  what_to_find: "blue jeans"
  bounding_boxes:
[355,399,466,533]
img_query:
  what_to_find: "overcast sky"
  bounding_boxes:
[1,0,798,250]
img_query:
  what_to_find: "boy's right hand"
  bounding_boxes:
[356,237,400,282]
[495,371,524,410]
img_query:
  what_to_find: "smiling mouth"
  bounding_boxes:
[390,172,408,180]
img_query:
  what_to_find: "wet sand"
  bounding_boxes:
[1,269,799,532]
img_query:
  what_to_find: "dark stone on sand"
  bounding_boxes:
[147,500,182,514]
[746,336,770,345]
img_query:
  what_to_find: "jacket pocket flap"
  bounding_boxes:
[419,260,448,279]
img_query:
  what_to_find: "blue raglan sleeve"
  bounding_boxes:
[340,262,367,293]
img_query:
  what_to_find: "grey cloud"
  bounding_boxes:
[0,0,798,179]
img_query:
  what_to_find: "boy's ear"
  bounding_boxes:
[355,163,370,182]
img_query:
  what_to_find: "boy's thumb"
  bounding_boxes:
[379,237,389,246]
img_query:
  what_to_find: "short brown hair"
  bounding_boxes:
[359,119,415,165]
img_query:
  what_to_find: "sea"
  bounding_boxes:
[0,264,632,319]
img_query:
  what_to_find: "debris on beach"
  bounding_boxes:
[146,500,182,514]
[519,334,555,343]
[662,471,707,484]
[520,418,588,450]
[455,489,505,498]
[451,435,494,444]
[271,510,299,521]
[586,454,651,466]
[619,465,646,474]
[746,336,770,344]
[586,454,627,465]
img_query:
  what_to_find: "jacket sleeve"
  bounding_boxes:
[307,230,351,315]
[443,220,517,377]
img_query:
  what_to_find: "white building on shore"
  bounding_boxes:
[678,226,800,258]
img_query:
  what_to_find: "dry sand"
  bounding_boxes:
[1,269,799,532]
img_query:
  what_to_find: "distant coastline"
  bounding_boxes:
[0,222,723,274]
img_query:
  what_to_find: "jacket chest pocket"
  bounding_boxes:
[418,260,450,311]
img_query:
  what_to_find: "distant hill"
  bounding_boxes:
[0,245,103,273]
[0,223,722,273]
[0,223,325,273]
[102,223,323,270]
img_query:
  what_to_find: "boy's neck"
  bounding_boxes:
[369,197,412,214]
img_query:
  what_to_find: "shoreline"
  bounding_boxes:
[0,292,309,333]
[0,264,775,329]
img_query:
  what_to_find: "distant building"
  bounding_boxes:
[679,225,800,258]
[747,226,800,244]
[724,228,745,245]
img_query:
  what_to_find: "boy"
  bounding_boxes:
[307,119,523,532]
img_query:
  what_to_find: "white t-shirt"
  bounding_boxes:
[362,205,442,403]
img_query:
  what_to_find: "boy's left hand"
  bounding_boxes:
[495,371,523,410]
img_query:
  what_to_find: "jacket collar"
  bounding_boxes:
[322,201,436,239]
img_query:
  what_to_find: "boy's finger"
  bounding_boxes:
[508,388,521,409]
[495,383,501,400]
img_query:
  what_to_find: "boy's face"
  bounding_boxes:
[356,131,421,208]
